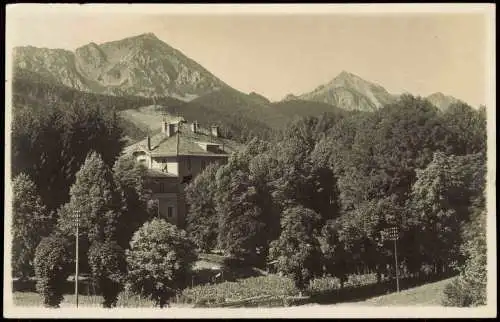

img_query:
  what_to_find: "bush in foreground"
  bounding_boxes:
[34,234,72,308]
[88,241,127,307]
[179,275,299,306]
[442,207,487,307]
[126,218,197,308]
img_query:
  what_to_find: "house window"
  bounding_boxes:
[187,158,192,171]
[159,183,165,193]
[167,206,174,218]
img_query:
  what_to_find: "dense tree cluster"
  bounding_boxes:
[12,99,125,212]
[20,150,174,307]
[11,75,203,307]
[12,87,487,307]
[12,71,273,145]
[185,95,487,297]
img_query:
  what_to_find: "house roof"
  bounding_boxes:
[124,122,243,157]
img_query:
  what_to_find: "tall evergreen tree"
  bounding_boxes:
[12,173,53,278]
[185,162,220,252]
[112,153,152,249]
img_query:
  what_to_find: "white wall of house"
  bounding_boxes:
[150,157,180,176]
[152,192,179,226]
[166,162,179,175]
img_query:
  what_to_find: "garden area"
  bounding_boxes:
[13,271,456,308]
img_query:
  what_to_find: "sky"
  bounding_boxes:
[6,4,494,107]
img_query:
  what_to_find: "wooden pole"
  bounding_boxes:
[394,238,400,292]
[75,210,79,308]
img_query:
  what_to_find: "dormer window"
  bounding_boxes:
[196,141,222,153]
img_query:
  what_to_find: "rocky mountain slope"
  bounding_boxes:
[425,92,463,111]
[13,32,468,135]
[289,71,397,112]
[13,33,228,100]
[287,70,465,112]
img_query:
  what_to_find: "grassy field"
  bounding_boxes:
[12,276,454,308]
[357,277,455,306]
[120,105,184,132]
[306,277,455,307]
[12,291,157,308]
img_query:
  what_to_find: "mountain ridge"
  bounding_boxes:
[291,71,397,112]
[284,70,466,112]
[13,32,230,100]
[13,32,467,115]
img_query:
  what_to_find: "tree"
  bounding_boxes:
[88,241,127,308]
[112,154,152,249]
[57,151,123,245]
[185,162,220,252]
[443,206,487,307]
[34,234,73,308]
[407,151,486,273]
[270,115,341,225]
[215,164,267,259]
[320,220,350,288]
[126,218,197,308]
[11,99,125,213]
[12,173,53,279]
[442,102,487,155]
[268,206,323,292]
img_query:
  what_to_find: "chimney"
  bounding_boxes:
[190,121,198,134]
[211,125,220,138]
[147,135,151,150]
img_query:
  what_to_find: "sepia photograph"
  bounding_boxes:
[3,3,496,318]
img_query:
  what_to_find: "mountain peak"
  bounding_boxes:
[426,92,461,111]
[332,70,367,84]
[137,32,159,39]
[295,70,395,111]
[428,92,446,98]
[337,70,355,78]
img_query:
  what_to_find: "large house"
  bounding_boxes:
[124,119,242,228]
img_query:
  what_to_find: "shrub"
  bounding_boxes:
[442,278,474,307]
[179,275,299,307]
[126,218,197,308]
[34,234,72,308]
[88,241,126,307]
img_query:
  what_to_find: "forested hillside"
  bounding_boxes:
[12,70,277,144]
[184,94,487,304]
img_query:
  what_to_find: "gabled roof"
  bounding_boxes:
[123,123,243,157]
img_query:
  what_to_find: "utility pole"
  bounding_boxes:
[75,210,80,308]
[392,228,400,293]
[383,226,400,292]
